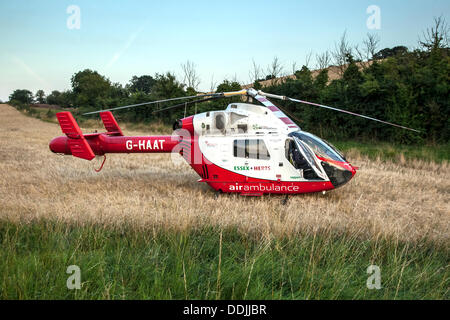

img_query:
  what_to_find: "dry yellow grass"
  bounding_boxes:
[0,104,449,244]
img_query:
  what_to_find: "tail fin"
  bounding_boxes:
[56,112,95,160]
[99,111,123,136]
[56,111,84,138]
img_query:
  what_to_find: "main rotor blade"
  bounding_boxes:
[152,96,221,114]
[256,90,421,133]
[82,89,248,115]
[82,93,220,115]
[288,97,421,133]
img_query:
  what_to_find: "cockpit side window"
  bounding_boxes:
[285,138,322,180]
[286,139,309,170]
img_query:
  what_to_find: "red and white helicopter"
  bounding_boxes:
[49,88,419,197]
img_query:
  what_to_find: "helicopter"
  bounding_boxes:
[49,88,419,196]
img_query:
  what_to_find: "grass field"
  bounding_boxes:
[332,140,450,164]
[0,104,448,299]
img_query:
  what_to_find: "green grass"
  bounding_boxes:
[0,220,448,300]
[332,140,450,163]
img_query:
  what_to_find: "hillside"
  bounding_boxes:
[242,61,376,89]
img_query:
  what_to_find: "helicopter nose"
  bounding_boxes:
[341,169,354,184]
[321,161,355,188]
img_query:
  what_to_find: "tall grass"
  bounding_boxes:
[0,221,448,300]
[332,140,450,163]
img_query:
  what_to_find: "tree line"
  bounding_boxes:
[8,17,449,144]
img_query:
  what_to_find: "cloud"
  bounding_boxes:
[106,24,146,69]
[10,55,51,88]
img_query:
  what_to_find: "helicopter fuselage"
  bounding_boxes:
[174,102,356,195]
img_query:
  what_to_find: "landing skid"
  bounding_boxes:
[214,190,222,200]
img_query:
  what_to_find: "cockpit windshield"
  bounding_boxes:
[289,131,346,162]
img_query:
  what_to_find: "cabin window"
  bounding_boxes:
[233,139,270,160]
[258,139,270,160]
[215,114,225,130]
[234,140,246,158]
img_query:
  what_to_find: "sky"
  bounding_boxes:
[0,0,449,101]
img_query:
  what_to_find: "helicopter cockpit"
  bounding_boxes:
[289,131,346,162]
[288,131,354,187]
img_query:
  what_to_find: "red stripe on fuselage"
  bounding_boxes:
[280,117,294,125]
[268,106,280,112]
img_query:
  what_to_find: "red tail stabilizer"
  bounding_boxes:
[100,111,123,136]
[56,112,83,138]
[55,112,95,160]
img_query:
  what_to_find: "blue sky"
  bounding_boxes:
[0,0,449,101]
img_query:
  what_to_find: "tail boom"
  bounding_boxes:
[50,111,180,159]
[50,135,179,156]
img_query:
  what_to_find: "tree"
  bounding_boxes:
[35,90,46,104]
[419,16,449,51]
[216,79,241,93]
[46,90,73,107]
[293,66,315,99]
[127,75,156,94]
[373,46,408,60]
[304,51,313,69]
[314,69,329,91]
[152,72,186,99]
[249,59,263,83]
[71,69,111,108]
[181,60,200,91]
[9,89,33,104]
[316,51,331,70]
[46,90,62,105]
[266,56,284,85]
[291,61,298,75]
[364,33,380,60]
[355,33,380,68]
[253,80,262,90]
[215,79,241,102]
[332,31,352,76]
[59,91,74,107]
[209,74,218,93]
[343,61,363,87]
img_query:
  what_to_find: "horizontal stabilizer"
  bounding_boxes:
[67,138,95,160]
[99,111,123,136]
